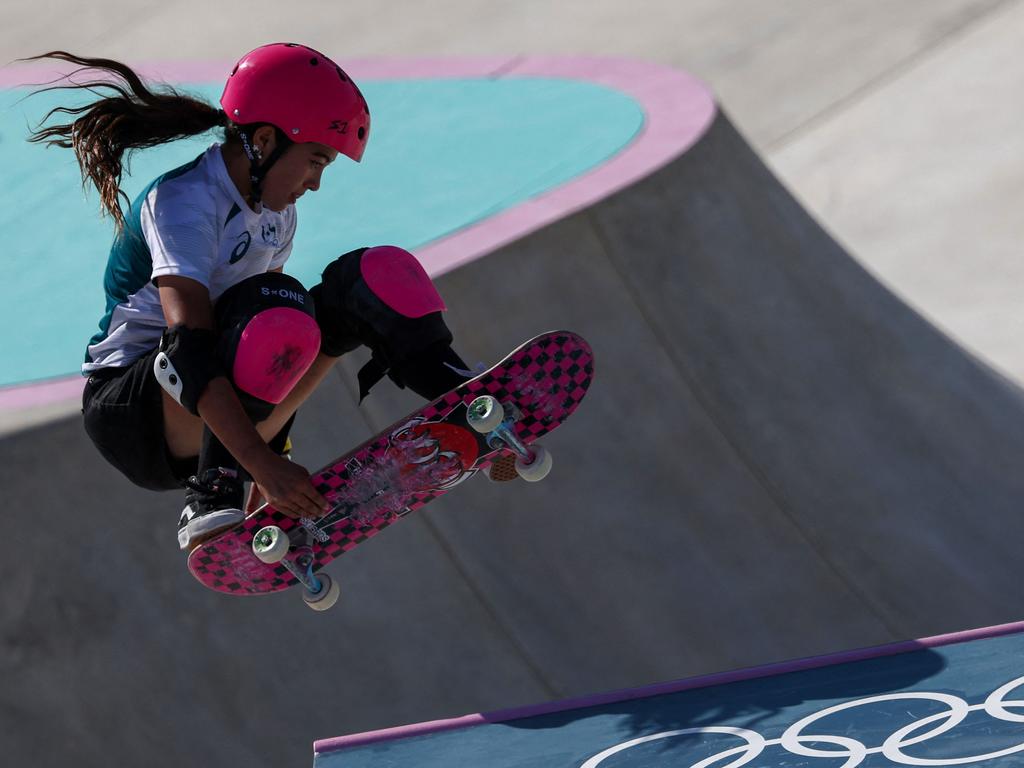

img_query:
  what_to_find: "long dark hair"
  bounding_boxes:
[23,51,227,231]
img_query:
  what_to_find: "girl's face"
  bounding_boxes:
[259,139,340,212]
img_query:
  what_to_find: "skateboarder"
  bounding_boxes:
[26,44,472,550]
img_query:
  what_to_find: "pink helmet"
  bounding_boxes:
[221,43,370,162]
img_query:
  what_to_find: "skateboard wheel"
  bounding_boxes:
[303,572,340,611]
[252,526,290,564]
[516,444,553,482]
[467,395,504,433]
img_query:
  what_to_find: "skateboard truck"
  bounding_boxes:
[251,527,341,611]
[466,395,553,482]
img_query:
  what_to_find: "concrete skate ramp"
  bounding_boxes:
[5,75,1024,768]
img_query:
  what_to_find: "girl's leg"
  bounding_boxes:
[253,352,340,443]
[162,390,204,460]
[173,272,321,548]
[161,351,339,462]
[311,246,472,403]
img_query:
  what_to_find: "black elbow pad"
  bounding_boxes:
[153,325,220,415]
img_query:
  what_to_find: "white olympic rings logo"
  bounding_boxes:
[580,674,1024,767]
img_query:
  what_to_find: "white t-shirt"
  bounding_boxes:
[84,143,297,372]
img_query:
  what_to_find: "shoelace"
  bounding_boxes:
[444,360,488,378]
[184,468,241,502]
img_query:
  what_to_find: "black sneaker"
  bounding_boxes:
[177,467,245,550]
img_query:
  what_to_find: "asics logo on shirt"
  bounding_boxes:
[229,231,252,264]
[229,223,280,265]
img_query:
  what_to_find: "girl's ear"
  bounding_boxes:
[253,125,277,160]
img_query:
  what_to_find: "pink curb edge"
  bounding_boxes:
[0,55,715,410]
[313,620,1024,756]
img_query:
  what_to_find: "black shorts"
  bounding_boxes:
[82,348,198,492]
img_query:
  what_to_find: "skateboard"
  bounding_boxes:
[187,330,594,609]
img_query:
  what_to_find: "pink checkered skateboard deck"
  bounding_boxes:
[187,331,594,597]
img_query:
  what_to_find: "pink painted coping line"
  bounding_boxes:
[313,620,1024,756]
[0,56,715,411]
[0,376,86,410]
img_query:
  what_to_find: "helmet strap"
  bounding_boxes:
[237,126,293,213]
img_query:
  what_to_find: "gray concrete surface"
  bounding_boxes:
[770,0,1024,383]
[5,106,1024,767]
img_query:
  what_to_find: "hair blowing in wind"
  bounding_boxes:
[23,51,225,231]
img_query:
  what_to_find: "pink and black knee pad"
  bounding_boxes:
[359,245,447,320]
[310,246,468,401]
[214,272,321,417]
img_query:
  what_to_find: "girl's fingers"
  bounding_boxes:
[255,481,326,518]
[305,486,330,514]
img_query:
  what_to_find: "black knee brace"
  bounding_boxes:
[191,274,317,479]
[390,340,473,401]
[311,247,470,401]
[214,271,320,422]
